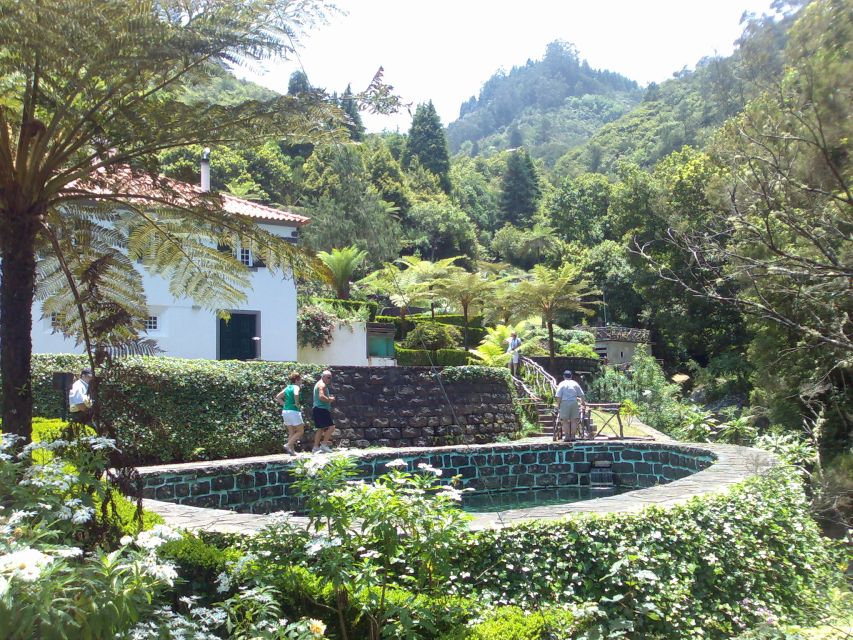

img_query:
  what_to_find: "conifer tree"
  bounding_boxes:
[403,101,451,193]
[500,149,542,226]
[340,84,365,141]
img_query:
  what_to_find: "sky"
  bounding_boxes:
[240,0,778,133]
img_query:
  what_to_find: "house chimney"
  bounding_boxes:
[200,147,211,192]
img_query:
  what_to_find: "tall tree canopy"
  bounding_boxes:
[404,101,451,193]
[500,149,542,227]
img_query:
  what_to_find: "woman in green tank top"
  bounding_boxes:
[275,372,304,455]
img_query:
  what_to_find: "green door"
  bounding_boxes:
[218,313,258,360]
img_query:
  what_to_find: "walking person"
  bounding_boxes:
[555,370,586,442]
[507,331,522,377]
[312,370,336,453]
[275,372,304,455]
[68,368,94,424]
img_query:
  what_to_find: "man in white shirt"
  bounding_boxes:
[554,370,585,441]
[506,331,522,376]
[68,368,93,423]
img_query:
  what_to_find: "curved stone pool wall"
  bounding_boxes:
[139,441,715,515]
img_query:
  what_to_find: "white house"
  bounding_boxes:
[32,159,309,361]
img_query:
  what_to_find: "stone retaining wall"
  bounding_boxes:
[327,366,518,448]
[139,442,715,514]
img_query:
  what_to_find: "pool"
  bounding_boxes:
[138,441,716,515]
[461,485,633,513]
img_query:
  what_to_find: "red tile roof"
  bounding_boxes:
[220,192,308,226]
[64,166,309,227]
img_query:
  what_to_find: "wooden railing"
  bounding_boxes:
[520,356,557,402]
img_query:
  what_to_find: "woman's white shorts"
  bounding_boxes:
[281,410,304,427]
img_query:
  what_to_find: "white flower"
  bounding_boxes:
[308,619,327,636]
[142,558,178,586]
[385,458,407,469]
[215,571,232,593]
[417,463,443,477]
[54,547,83,558]
[437,487,464,502]
[642,389,652,398]
[8,510,36,525]
[0,548,53,582]
[120,535,134,546]
[71,506,95,524]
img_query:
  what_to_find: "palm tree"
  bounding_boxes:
[317,246,368,300]
[396,255,460,318]
[510,263,598,369]
[435,268,496,348]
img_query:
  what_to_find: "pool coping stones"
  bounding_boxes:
[140,440,776,534]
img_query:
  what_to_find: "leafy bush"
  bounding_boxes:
[158,533,242,599]
[442,605,578,640]
[560,342,599,359]
[436,349,470,366]
[296,305,336,349]
[449,470,841,639]
[395,347,434,366]
[403,322,463,350]
[411,314,484,329]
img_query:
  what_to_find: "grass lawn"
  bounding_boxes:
[589,409,653,439]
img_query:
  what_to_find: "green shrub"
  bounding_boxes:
[158,533,242,599]
[560,342,600,359]
[436,349,470,366]
[395,347,434,366]
[403,322,463,350]
[442,605,578,640]
[411,313,484,329]
[449,470,842,639]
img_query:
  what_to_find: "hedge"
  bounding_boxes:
[395,347,470,366]
[376,315,487,343]
[448,470,842,639]
[17,355,518,465]
[410,313,484,329]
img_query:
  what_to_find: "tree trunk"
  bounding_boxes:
[547,320,555,373]
[0,206,40,444]
[462,305,469,349]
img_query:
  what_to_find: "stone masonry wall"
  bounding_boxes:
[139,442,715,514]
[326,366,518,448]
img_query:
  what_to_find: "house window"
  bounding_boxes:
[145,316,159,331]
[239,247,252,266]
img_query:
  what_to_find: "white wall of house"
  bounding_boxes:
[32,221,299,362]
[297,321,369,366]
[595,340,638,365]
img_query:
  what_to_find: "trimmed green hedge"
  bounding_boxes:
[450,470,842,639]
[375,315,416,339]
[411,313,484,329]
[18,355,520,464]
[395,347,470,366]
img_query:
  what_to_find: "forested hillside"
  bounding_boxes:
[554,12,793,177]
[446,41,642,164]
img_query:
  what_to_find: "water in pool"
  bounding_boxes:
[461,485,634,513]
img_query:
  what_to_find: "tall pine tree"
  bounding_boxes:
[500,149,541,226]
[404,101,451,193]
[340,83,365,141]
